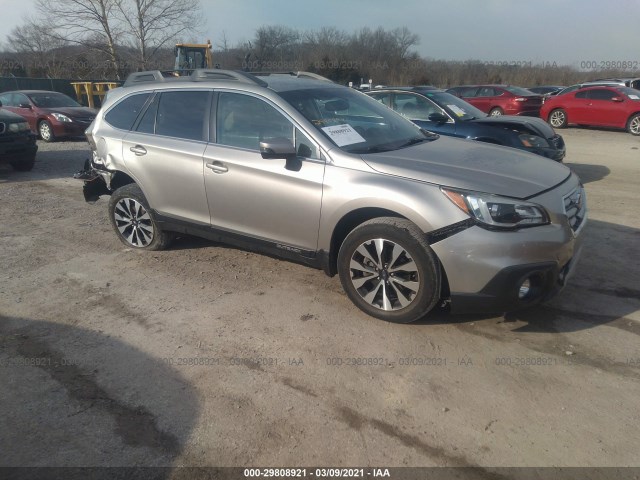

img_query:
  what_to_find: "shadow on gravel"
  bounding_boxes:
[565,162,610,184]
[0,139,90,184]
[0,316,200,472]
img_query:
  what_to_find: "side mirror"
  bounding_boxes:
[18,103,32,109]
[428,112,449,123]
[0,100,2,107]
[260,138,296,160]
[611,97,624,102]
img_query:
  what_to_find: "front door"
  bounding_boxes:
[203,92,325,252]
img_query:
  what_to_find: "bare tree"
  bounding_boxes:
[115,0,202,70]
[35,0,124,78]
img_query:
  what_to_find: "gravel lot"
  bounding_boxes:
[1,128,639,477]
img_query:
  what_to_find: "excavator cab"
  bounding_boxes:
[174,40,213,73]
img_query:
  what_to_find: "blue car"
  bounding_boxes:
[367,87,565,161]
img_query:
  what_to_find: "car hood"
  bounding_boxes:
[361,136,571,199]
[472,115,556,138]
[40,106,97,118]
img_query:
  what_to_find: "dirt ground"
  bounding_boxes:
[1,127,639,477]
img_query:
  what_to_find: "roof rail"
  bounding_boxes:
[252,71,334,83]
[122,69,269,88]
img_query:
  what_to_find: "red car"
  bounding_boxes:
[446,85,543,117]
[541,86,640,136]
[0,90,97,142]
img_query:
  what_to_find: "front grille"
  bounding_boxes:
[0,122,5,134]
[563,187,586,232]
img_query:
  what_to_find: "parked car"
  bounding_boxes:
[76,69,586,323]
[367,87,565,161]
[0,105,38,171]
[592,77,640,90]
[555,81,626,97]
[446,85,543,117]
[0,90,97,142]
[527,86,566,96]
[541,85,640,135]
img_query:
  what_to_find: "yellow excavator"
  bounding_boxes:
[174,40,214,72]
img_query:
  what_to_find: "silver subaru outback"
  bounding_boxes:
[76,69,586,323]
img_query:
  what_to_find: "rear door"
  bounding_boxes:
[121,90,211,225]
[567,90,591,124]
[203,91,325,251]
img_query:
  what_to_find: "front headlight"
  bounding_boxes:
[519,134,549,148]
[8,122,29,132]
[441,188,549,229]
[52,113,72,123]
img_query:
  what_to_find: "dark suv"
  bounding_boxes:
[0,106,38,171]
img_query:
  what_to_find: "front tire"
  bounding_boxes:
[489,107,503,117]
[548,109,568,128]
[108,184,172,250]
[337,217,441,323]
[626,113,640,135]
[38,120,55,142]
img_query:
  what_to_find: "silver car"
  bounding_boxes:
[76,70,586,323]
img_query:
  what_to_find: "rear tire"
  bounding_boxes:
[337,217,441,323]
[626,113,640,135]
[108,184,173,250]
[548,109,568,128]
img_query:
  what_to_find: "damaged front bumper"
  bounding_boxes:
[73,158,111,203]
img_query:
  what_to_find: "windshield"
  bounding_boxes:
[503,86,537,96]
[423,92,486,121]
[279,87,434,153]
[29,92,81,108]
[619,87,640,99]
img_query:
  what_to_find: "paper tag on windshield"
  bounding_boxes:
[629,94,639,100]
[321,124,366,146]
[448,105,466,117]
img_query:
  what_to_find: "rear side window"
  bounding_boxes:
[575,91,589,99]
[105,93,151,130]
[589,89,616,101]
[155,91,210,141]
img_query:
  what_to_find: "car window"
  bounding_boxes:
[459,87,479,98]
[0,93,13,106]
[394,93,443,120]
[216,92,293,151]
[29,92,81,108]
[135,94,159,134]
[575,91,589,99]
[295,128,320,159]
[503,86,534,96]
[105,93,152,130]
[426,92,486,120]
[15,94,31,106]
[369,92,392,107]
[155,91,210,141]
[477,87,496,97]
[588,89,617,101]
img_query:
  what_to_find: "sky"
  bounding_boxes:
[1,0,639,70]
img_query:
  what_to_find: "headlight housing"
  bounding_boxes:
[441,188,549,229]
[519,134,549,148]
[8,122,29,132]
[51,113,72,123]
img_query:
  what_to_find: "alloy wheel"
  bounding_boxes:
[348,238,420,311]
[113,198,155,247]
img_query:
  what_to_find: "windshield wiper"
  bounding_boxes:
[399,134,439,149]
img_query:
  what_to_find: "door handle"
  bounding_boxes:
[206,161,228,174]
[129,145,147,156]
